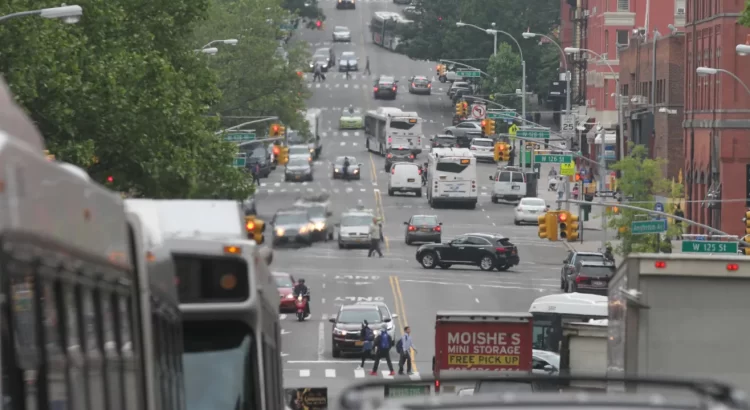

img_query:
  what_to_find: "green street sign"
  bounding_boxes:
[456,70,480,78]
[631,220,667,235]
[681,241,738,254]
[487,110,516,120]
[233,157,246,167]
[534,154,572,163]
[517,128,550,139]
[225,132,256,142]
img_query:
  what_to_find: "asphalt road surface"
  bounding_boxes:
[262,0,569,402]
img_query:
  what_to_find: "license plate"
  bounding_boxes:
[420,228,430,232]
[592,281,605,286]
[407,178,415,182]
[512,185,520,190]
[355,341,364,346]
[529,210,537,213]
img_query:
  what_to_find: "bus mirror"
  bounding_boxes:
[328,318,336,323]
[489,175,493,181]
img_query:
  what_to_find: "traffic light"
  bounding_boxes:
[272,145,280,155]
[277,146,289,165]
[501,143,510,161]
[538,212,559,241]
[483,119,496,136]
[558,211,570,239]
[278,125,286,136]
[494,142,504,162]
[743,234,750,255]
[106,176,114,184]
[575,173,581,182]
[462,101,468,114]
[270,124,281,136]
[455,103,464,117]
[566,213,579,242]
[315,20,322,29]
[245,216,266,244]
[744,211,750,235]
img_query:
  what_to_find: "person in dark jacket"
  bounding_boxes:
[370,323,394,376]
[292,279,310,316]
[357,320,374,370]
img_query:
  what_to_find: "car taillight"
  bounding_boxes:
[411,82,415,87]
[455,144,460,148]
[409,155,414,159]
[428,83,432,88]
[575,275,589,283]
[374,87,378,92]
[418,169,422,175]
[387,154,392,158]
[391,168,396,174]
[388,137,392,143]
[408,225,416,231]
[434,226,441,232]
[392,86,397,91]
[495,247,506,252]
[470,146,476,150]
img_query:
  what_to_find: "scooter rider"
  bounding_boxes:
[343,156,351,180]
[293,278,311,316]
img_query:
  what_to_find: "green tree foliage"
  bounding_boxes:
[397,0,560,95]
[606,145,684,256]
[0,0,253,199]
[193,0,311,132]
[482,44,522,109]
[739,0,750,27]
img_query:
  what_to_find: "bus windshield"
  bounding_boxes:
[389,119,417,130]
[184,321,254,410]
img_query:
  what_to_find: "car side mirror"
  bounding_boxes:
[403,222,408,225]
[489,175,494,181]
[327,211,333,217]
[439,222,443,225]
[328,318,336,324]
[383,318,392,323]
[392,314,398,318]
[544,365,556,373]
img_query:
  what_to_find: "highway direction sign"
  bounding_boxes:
[681,241,738,254]
[456,70,481,78]
[225,132,256,142]
[631,220,667,235]
[534,154,572,163]
[487,110,516,120]
[517,127,550,139]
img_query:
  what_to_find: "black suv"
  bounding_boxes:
[329,304,389,357]
[385,147,414,172]
[374,76,398,99]
[560,251,605,290]
[566,260,615,294]
[416,233,519,271]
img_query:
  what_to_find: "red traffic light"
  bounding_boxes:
[272,125,280,133]
[558,213,568,222]
[315,20,322,28]
[106,176,114,183]
[575,173,581,181]
[481,120,487,127]
[273,146,280,155]
[246,221,255,231]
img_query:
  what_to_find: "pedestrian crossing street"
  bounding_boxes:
[291,368,423,380]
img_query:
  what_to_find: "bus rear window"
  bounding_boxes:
[174,255,249,303]
[511,173,525,183]
[390,120,417,130]
[436,162,469,173]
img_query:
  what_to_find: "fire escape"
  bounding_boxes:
[568,0,589,107]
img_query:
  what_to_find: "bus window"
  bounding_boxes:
[101,293,122,410]
[435,162,469,173]
[389,120,417,130]
[83,288,106,410]
[42,280,68,409]
[118,297,137,410]
[65,284,86,409]
[183,321,259,410]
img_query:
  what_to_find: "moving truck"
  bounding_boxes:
[559,319,608,390]
[433,311,533,393]
[608,253,750,394]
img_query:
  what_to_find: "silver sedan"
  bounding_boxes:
[332,26,351,42]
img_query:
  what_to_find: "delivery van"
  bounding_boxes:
[388,162,422,197]
[490,168,527,203]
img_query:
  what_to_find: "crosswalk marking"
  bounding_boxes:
[300,370,310,377]
[289,368,419,379]
[382,370,394,379]
[325,369,336,378]
[354,369,365,378]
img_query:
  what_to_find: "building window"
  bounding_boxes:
[655,79,665,104]
[617,0,629,11]
[616,30,629,58]
[604,79,609,109]
[622,83,629,96]
[604,30,609,57]
[675,0,686,16]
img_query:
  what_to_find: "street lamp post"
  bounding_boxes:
[0,5,83,24]
[201,39,239,49]
[522,32,571,135]
[195,47,219,55]
[696,66,750,97]
[736,44,750,56]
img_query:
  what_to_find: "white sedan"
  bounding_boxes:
[514,198,549,225]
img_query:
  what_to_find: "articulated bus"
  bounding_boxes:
[370,11,412,51]
[168,236,282,410]
[364,108,423,156]
[0,133,182,410]
[528,293,607,353]
[426,148,478,208]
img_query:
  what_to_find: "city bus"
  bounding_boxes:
[0,136,182,410]
[364,108,423,156]
[168,236,281,410]
[426,148,478,208]
[370,11,413,51]
[528,293,608,353]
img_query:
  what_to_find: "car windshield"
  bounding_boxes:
[578,254,606,263]
[305,206,326,218]
[287,158,309,167]
[335,157,357,165]
[472,140,493,147]
[342,52,355,58]
[521,199,546,207]
[413,77,428,84]
[476,381,534,393]
[580,266,616,277]
[289,146,309,155]
[342,108,361,115]
[275,213,308,225]
[338,309,382,324]
[335,26,348,32]
[274,275,294,288]
[342,214,373,226]
[411,216,438,225]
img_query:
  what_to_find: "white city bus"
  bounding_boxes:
[426,148,478,208]
[0,135,183,410]
[370,11,413,51]
[364,108,423,156]
[528,293,608,353]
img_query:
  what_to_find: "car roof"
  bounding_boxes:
[315,47,330,52]
[335,156,357,161]
[273,271,293,277]
[435,134,455,138]
[378,76,395,82]
[411,214,438,218]
[276,209,308,215]
[342,210,374,217]
[334,26,348,30]
[464,232,508,240]
[356,301,388,308]
[413,75,428,80]
[575,252,605,256]
[579,260,615,266]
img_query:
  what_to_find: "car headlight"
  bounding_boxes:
[335,168,340,173]
[286,294,295,299]
[276,228,285,236]
[299,225,308,234]
[353,169,359,173]
[314,222,325,231]
[333,327,346,335]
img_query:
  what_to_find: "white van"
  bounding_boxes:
[388,162,422,197]
[490,168,527,203]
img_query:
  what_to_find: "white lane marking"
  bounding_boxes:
[382,370,394,379]
[409,373,421,380]
[281,329,291,335]
[355,369,366,378]
[321,297,326,304]
[322,283,326,289]
[342,132,349,137]
[340,142,346,146]
[300,369,311,377]
[316,84,321,88]
[279,314,287,320]
[317,322,325,361]
[326,369,336,378]
[467,285,473,290]
[475,298,480,304]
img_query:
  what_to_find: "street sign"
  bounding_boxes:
[560,161,575,176]
[517,127,550,139]
[561,114,576,138]
[535,154,572,163]
[631,220,667,235]
[233,157,247,167]
[487,110,516,120]
[225,132,256,142]
[456,70,481,78]
[654,202,664,220]
[470,104,486,119]
[681,241,738,254]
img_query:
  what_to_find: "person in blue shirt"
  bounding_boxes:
[397,326,417,375]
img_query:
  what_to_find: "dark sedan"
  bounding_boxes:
[271,209,313,246]
[338,52,358,71]
[384,147,414,172]
[284,157,313,182]
[415,233,520,271]
[374,76,398,100]
[408,76,432,95]
[431,134,459,149]
[330,304,389,357]
[404,215,442,245]
[332,156,361,179]
[566,260,615,294]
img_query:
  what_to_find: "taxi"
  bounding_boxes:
[339,107,364,129]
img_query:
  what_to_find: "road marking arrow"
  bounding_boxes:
[281,329,291,335]
[280,353,289,357]
[354,282,373,285]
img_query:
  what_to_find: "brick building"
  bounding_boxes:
[559,0,684,161]
[618,33,685,181]
[683,0,750,236]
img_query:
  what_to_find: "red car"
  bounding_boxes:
[274,272,297,312]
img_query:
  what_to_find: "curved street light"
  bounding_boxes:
[736,44,750,56]
[696,66,750,97]
[201,39,239,49]
[195,47,219,55]
[0,5,83,24]
[523,31,571,133]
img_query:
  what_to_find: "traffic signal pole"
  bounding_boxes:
[214,116,279,135]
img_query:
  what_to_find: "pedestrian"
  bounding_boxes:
[357,320,375,370]
[397,326,417,375]
[556,176,565,209]
[368,217,383,257]
[253,163,261,185]
[313,63,322,82]
[364,56,371,75]
[370,323,394,376]
[673,204,684,240]
[345,61,351,79]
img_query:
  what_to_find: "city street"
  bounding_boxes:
[262,0,569,401]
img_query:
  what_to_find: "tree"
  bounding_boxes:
[0,0,253,200]
[193,0,311,132]
[481,44,522,109]
[606,145,684,256]
[739,1,750,27]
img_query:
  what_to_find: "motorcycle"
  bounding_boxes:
[295,294,309,321]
